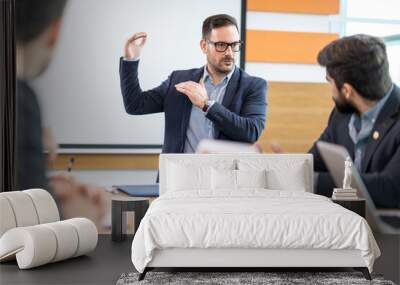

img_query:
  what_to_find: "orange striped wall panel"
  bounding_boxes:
[248,0,340,15]
[246,30,339,64]
[257,82,334,153]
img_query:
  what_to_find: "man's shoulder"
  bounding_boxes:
[238,68,267,88]
[328,107,350,121]
[171,67,203,78]
[171,66,268,89]
[17,80,40,111]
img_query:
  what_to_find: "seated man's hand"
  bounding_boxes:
[48,172,109,229]
[270,142,285,153]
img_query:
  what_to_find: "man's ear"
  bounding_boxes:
[341,83,355,100]
[46,20,62,48]
[200,39,207,54]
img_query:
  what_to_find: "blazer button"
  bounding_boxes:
[372,131,380,140]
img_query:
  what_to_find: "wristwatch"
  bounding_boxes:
[202,100,215,112]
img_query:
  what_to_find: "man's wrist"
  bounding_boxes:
[201,100,208,112]
[202,100,215,112]
[123,56,140,62]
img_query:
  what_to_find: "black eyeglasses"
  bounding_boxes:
[207,40,243,52]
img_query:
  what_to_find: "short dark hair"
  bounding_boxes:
[16,0,68,44]
[317,34,392,101]
[202,14,239,39]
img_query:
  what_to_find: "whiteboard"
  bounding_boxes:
[32,0,242,151]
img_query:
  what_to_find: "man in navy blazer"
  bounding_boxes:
[119,14,267,154]
[308,35,400,209]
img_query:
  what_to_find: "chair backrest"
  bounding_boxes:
[159,153,313,196]
[0,189,60,238]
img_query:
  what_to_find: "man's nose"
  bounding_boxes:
[224,46,234,56]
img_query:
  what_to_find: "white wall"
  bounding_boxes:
[32,0,241,148]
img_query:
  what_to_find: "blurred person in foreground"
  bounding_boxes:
[16,0,107,226]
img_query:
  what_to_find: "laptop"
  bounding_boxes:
[316,141,400,234]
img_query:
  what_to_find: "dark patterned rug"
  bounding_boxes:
[116,271,396,285]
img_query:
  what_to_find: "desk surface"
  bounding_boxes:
[0,235,133,285]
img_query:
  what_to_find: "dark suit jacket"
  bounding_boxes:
[119,58,267,153]
[16,80,47,190]
[309,85,400,208]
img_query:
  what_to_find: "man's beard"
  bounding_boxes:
[333,94,357,114]
[208,55,235,75]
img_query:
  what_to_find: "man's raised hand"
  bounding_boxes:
[124,32,147,60]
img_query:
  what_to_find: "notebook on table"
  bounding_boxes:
[114,184,159,197]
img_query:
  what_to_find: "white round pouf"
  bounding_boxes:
[23,189,60,224]
[65,218,98,257]
[1,192,39,227]
[0,226,57,269]
[0,195,17,237]
[0,190,98,269]
[43,221,79,262]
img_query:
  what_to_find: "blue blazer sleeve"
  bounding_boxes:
[119,58,171,114]
[206,78,267,143]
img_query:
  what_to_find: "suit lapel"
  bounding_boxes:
[221,67,240,108]
[214,68,240,139]
[362,86,400,172]
[180,67,204,143]
[180,66,241,141]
